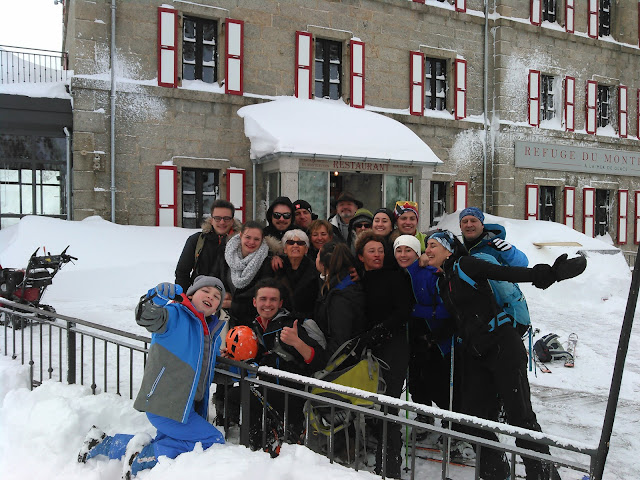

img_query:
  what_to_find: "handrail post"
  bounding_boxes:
[66,321,76,384]
[239,367,251,447]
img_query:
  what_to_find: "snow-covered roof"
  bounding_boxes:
[237,97,443,165]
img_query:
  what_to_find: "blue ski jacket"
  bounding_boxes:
[464,223,529,267]
[405,260,453,356]
[134,293,225,423]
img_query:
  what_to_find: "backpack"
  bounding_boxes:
[453,253,532,337]
[303,337,387,463]
[533,333,573,362]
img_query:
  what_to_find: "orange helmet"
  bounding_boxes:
[225,326,259,361]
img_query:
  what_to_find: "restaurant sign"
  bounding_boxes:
[515,140,640,177]
[299,158,414,175]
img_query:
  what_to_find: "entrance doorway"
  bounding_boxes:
[329,172,382,215]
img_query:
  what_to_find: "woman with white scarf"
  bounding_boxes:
[223,220,273,327]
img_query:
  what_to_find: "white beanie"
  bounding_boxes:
[393,235,421,257]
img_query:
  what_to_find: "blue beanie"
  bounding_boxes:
[428,231,455,253]
[459,207,485,223]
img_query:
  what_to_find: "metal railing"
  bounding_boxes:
[0,299,597,480]
[0,45,70,84]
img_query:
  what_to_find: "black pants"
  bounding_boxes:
[459,326,555,480]
[408,340,453,411]
[373,331,409,478]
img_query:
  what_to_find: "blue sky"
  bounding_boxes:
[0,0,64,51]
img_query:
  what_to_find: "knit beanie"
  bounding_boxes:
[428,231,455,253]
[393,235,421,257]
[350,208,374,226]
[459,207,485,223]
[187,276,226,311]
[373,208,397,226]
[394,201,419,219]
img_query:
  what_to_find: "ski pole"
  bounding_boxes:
[445,336,455,479]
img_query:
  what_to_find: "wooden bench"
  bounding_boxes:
[532,242,583,248]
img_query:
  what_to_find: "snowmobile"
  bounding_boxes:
[0,246,77,329]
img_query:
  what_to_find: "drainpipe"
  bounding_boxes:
[252,160,257,220]
[482,0,489,211]
[63,127,71,220]
[109,0,117,222]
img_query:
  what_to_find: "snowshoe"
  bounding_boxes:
[77,425,106,463]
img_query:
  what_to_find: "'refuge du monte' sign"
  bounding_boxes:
[515,140,640,177]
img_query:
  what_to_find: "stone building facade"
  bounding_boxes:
[61,0,640,253]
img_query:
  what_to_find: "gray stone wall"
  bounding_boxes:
[64,0,640,251]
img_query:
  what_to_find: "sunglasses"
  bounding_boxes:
[212,216,233,222]
[272,212,292,220]
[285,239,306,246]
[354,222,372,229]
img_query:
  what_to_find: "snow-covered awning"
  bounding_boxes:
[237,97,443,165]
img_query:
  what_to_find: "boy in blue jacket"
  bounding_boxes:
[78,275,227,479]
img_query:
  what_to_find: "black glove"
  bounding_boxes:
[552,253,587,281]
[531,264,556,290]
[360,323,390,348]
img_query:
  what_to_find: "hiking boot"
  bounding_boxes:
[77,426,106,463]
[525,461,561,480]
[413,414,438,444]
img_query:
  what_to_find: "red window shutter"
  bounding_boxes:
[635,191,640,244]
[566,0,575,33]
[618,190,629,244]
[225,19,244,95]
[583,187,595,237]
[619,85,628,138]
[588,0,598,38]
[350,40,365,108]
[564,186,575,229]
[295,31,313,99]
[528,70,540,127]
[565,76,575,131]
[412,0,425,3]
[226,168,246,223]
[453,181,468,212]
[525,184,539,220]
[455,0,466,12]
[409,51,424,116]
[530,0,542,25]
[454,59,467,120]
[586,80,597,134]
[156,165,177,226]
[157,7,178,88]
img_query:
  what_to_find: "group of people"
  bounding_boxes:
[78,194,587,480]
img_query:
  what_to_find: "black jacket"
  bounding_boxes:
[360,267,414,336]
[274,255,320,320]
[437,255,535,356]
[314,274,366,357]
[174,221,240,290]
[222,257,274,327]
[252,309,326,378]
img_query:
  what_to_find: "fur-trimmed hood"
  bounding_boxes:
[264,234,285,255]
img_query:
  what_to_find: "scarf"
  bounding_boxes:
[224,234,269,289]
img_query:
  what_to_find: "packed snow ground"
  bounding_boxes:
[0,214,638,480]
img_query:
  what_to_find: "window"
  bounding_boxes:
[182,16,217,83]
[181,168,219,228]
[599,0,611,37]
[543,0,556,22]
[597,85,611,128]
[425,57,447,111]
[0,135,67,229]
[540,75,555,121]
[315,38,342,100]
[539,186,556,222]
[595,189,610,236]
[430,181,447,226]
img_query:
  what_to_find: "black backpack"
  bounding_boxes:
[533,333,572,362]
